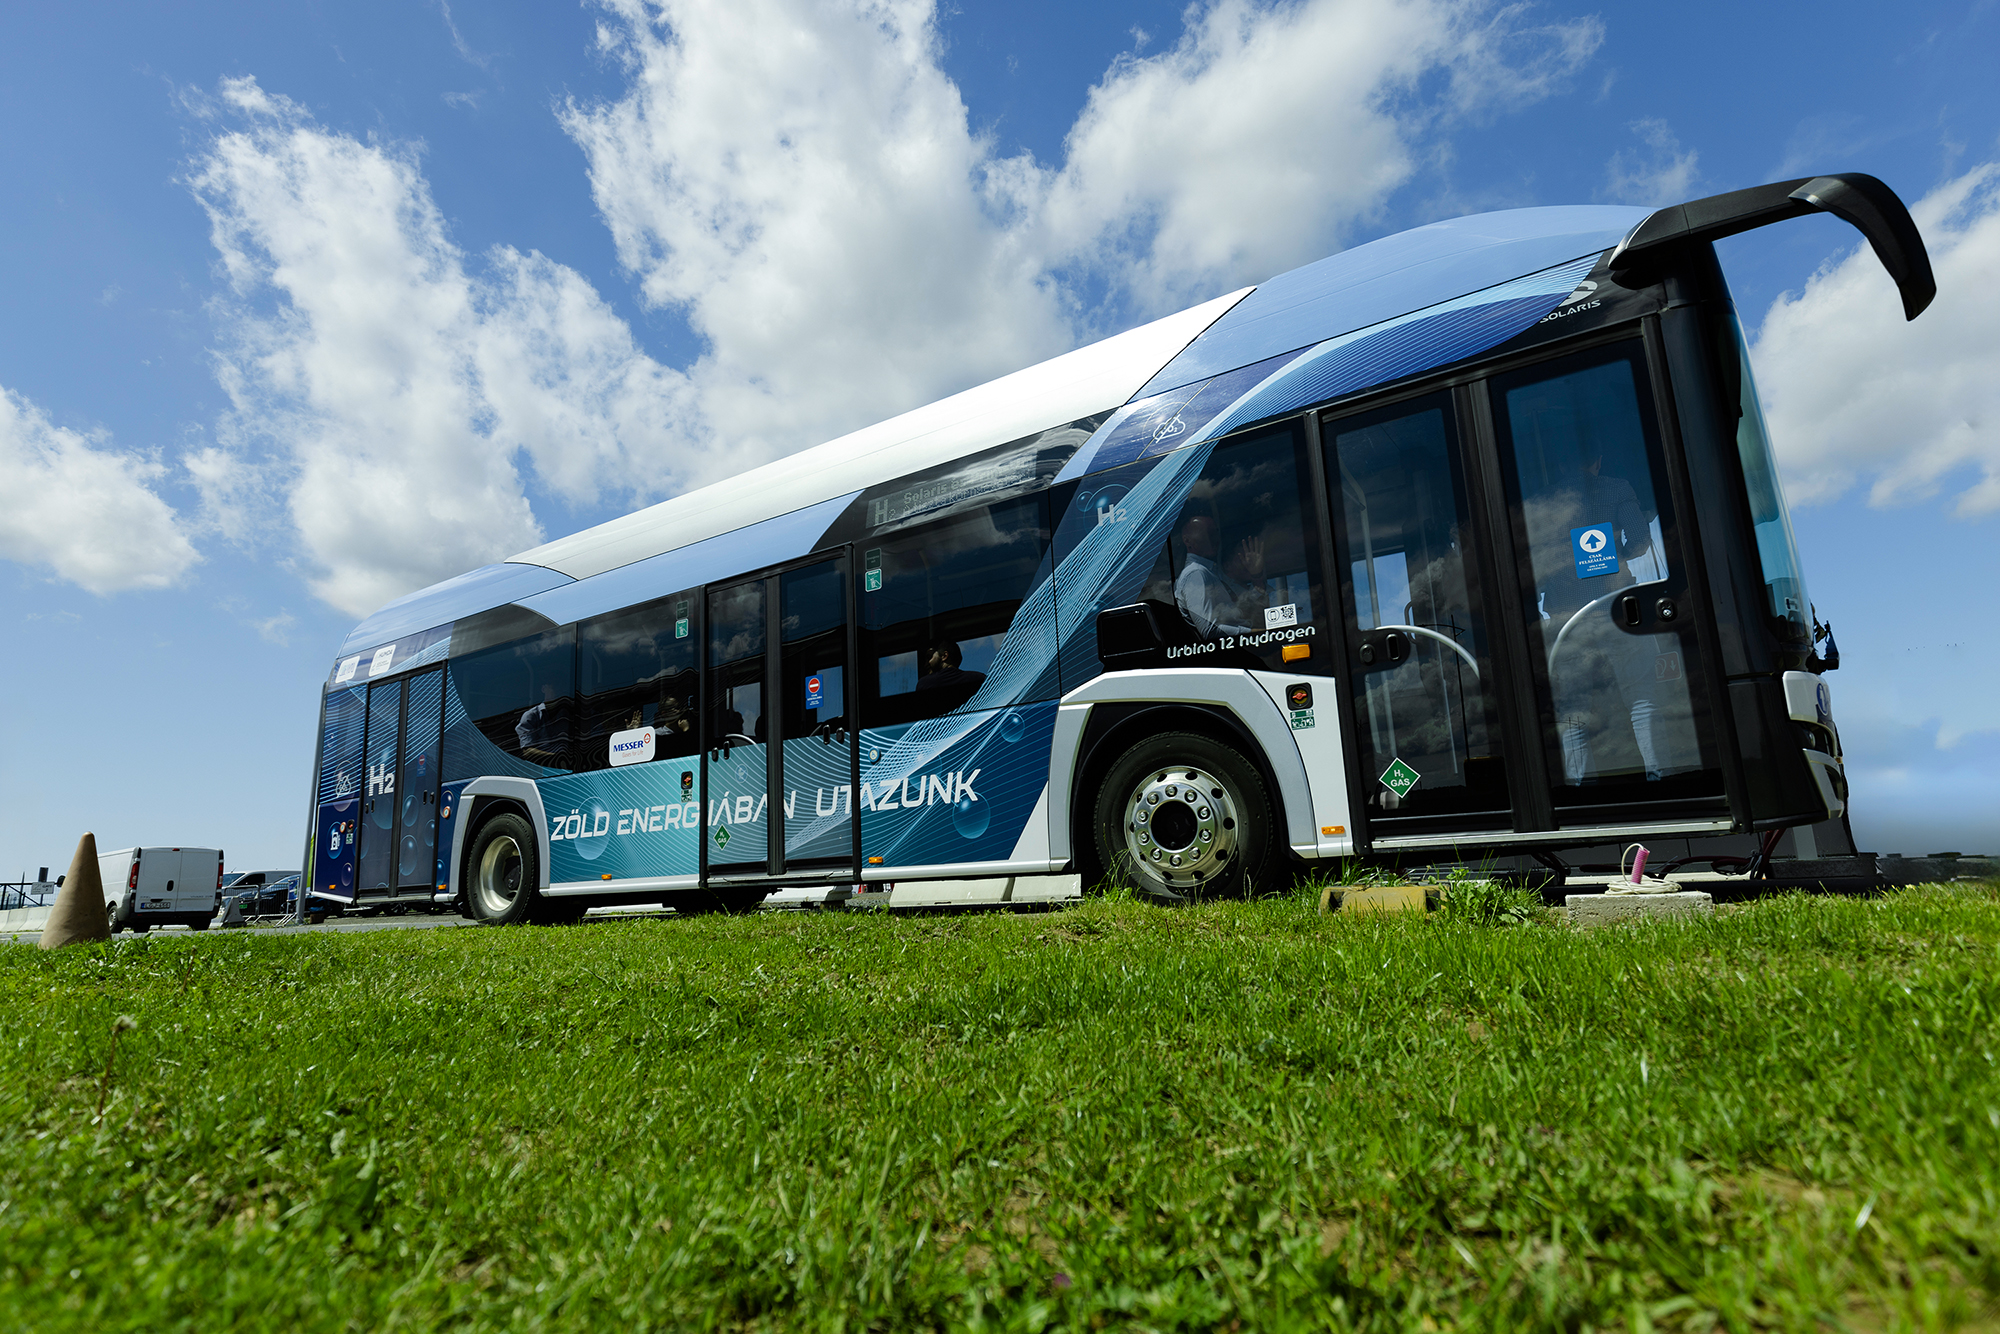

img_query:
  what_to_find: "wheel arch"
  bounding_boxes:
[454,778,551,902]
[1052,670,1319,871]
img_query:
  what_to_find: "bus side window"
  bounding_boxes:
[859,493,1051,725]
[576,593,699,771]
[1054,422,1325,689]
[446,627,576,774]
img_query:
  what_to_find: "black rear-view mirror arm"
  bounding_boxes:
[1608,173,1936,320]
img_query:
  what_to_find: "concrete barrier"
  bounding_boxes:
[1,905,53,934]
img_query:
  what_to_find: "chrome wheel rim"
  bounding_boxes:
[474,834,525,917]
[1120,765,1239,891]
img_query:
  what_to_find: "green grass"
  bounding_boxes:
[4,885,1999,1332]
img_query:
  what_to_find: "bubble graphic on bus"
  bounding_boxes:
[999,710,1026,743]
[574,799,614,861]
[951,789,990,840]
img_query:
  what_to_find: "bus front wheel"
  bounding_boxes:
[1089,731,1278,902]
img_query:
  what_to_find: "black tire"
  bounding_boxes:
[465,812,542,925]
[1088,731,1280,902]
[190,920,210,932]
[309,912,327,926]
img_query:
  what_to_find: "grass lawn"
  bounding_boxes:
[3,883,1998,1331]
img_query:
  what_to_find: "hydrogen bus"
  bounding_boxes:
[300,173,1933,920]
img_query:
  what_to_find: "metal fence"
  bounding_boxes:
[1,880,57,912]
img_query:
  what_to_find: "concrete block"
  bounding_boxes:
[1567,890,1713,928]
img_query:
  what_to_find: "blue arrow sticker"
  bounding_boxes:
[1572,523,1618,578]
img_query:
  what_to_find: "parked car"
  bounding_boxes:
[231,873,301,918]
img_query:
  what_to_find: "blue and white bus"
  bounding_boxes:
[302,173,1933,920]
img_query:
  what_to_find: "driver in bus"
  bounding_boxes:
[1174,511,1267,637]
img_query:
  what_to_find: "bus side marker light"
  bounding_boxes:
[1281,644,1310,662]
[1321,825,1344,836]
[868,856,884,865]
[601,873,613,880]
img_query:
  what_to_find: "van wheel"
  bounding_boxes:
[466,813,541,925]
[1089,731,1278,902]
[190,920,210,932]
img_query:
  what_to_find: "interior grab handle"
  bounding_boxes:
[1374,624,1480,678]
[1546,590,1628,675]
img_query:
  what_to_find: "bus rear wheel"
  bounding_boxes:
[466,813,542,926]
[1090,731,1277,902]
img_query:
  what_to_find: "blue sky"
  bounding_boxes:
[3,0,1997,873]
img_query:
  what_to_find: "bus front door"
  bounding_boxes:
[1322,339,1726,849]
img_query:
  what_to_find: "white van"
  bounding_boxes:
[98,847,223,932]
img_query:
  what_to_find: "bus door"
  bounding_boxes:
[705,578,770,872]
[1486,340,1722,821]
[395,667,444,892]
[703,555,858,880]
[355,678,402,894]
[1322,392,1513,834]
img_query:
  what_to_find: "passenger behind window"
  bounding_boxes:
[914,640,986,713]
[1173,509,1269,636]
[515,684,571,765]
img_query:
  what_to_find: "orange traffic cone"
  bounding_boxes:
[41,832,112,950]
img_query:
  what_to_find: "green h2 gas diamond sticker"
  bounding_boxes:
[1379,758,1421,798]
[712,824,731,849]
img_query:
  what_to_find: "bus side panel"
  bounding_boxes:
[538,764,703,884]
[435,780,468,892]
[858,700,1057,870]
[314,799,359,901]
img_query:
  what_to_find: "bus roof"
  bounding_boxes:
[337,203,1645,657]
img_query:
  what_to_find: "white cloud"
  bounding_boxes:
[1753,163,2000,516]
[194,1,1600,619]
[1030,0,1604,314]
[188,77,698,617]
[1600,118,1699,206]
[0,385,200,594]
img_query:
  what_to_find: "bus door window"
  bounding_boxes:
[1491,342,1720,806]
[1323,395,1509,822]
[858,493,1051,727]
[445,625,576,779]
[779,558,855,865]
[396,668,444,889]
[706,578,769,868]
[577,592,700,771]
[356,677,403,893]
